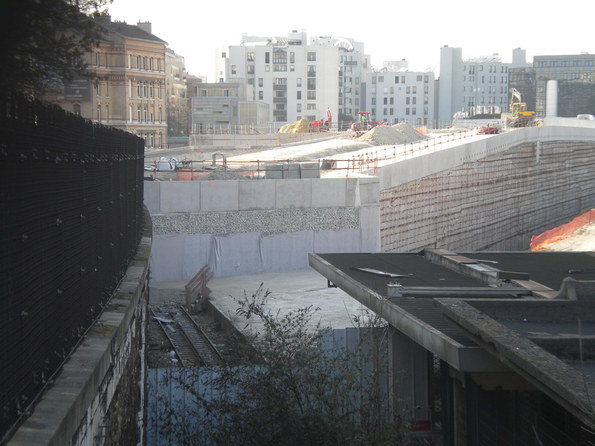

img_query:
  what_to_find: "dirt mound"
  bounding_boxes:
[278,119,311,134]
[357,122,428,145]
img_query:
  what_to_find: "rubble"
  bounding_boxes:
[357,122,428,146]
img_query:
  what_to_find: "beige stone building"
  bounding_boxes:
[58,17,168,148]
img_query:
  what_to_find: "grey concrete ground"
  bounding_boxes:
[150,269,370,334]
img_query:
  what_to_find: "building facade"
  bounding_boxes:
[365,62,436,127]
[165,47,188,137]
[217,31,370,126]
[187,78,269,134]
[533,54,595,117]
[58,17,168,148]
[460,55,509,118]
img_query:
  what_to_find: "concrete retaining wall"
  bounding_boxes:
[379,126,595,252]
[9,233,152,446]
[145,178,380,281]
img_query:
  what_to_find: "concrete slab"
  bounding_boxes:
[200,180,239,211]
[150,269,370,334]
[159,181,201,213]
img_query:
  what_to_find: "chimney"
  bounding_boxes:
[137,21,152,34]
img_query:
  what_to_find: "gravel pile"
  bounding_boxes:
[357,122,427,146]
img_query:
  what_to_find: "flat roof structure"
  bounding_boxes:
[309,249,595,428]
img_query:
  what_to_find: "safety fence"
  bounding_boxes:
[147,128,480,181]
[0,95,145,441]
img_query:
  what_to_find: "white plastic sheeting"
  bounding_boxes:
[150,229,370,281]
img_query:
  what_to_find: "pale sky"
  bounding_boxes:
[108,0,594,81]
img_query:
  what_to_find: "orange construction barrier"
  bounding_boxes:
[530,209,595,251]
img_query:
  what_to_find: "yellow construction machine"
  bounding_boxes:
[505,88,536,127]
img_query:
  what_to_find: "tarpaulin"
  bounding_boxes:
[530,209,595,251]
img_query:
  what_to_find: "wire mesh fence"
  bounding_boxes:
[0,95,145,440]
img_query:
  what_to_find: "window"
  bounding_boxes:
[290,52,295,63]
[221,52,226,58]
[378,76,384,82]
[297,78,302,87]
[307,65,316,77]
[273,48,287,64]
[247,65,254,74]
[307,91,316,100]
[231,65,237,75]
[73,104,81,116]
[417,75,422,81]
[307,52,316,61]
[307,78,316,90]
[297,91,301,99]
[265,52,270,63]
[247,52,255,61]
[259,91,263,100]
[297,104,302,112]
[395,76,399,83]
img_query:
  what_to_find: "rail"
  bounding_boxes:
[151,307,224,367]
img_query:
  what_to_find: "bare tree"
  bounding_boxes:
[153,286,408,446]
[0,0,110,98]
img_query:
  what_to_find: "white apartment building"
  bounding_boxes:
[461,55,509,117]
[365,61,435,127]
[217,31,370,125]
[439,46,512,122]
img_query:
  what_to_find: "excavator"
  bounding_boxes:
[505,88,536,127]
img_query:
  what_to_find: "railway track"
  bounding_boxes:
[151,306,224,367]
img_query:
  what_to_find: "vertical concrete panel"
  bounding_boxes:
[274,179,313,209]
[313,229,362,253]
[311,178,347,207]
[159,181,201,213]
[238,180,276,210]
[357,177,380,206]
[143,180,161,213]
[258,231,314,271]
[150,235,188,281]
[359,206,381,252]
[200,180,240,211]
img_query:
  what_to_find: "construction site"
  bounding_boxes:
[141,116,595,445]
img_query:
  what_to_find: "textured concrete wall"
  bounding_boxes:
[9,232,152,446]
[379,126,595,252]
[145,178,380,280]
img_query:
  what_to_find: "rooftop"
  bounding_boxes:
[309,249,595,428]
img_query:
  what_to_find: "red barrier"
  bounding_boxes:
[530,209,595,251]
